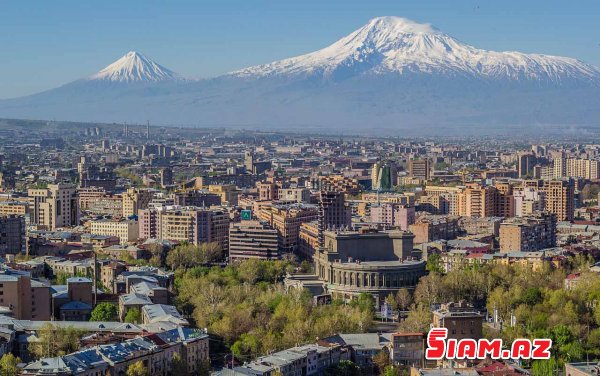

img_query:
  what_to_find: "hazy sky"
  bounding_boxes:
[1,0,599,98]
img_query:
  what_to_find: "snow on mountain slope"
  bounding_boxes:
[233,17,599,83]
[89,51,183,83]
[0,17,599,131]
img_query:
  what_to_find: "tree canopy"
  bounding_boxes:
[90,302,118,322]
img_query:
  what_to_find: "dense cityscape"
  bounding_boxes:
[0,118,596,375]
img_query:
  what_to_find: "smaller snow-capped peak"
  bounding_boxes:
[89,51,182,83]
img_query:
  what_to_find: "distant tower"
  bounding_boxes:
[124,123,128,137]
[146,121,150,139]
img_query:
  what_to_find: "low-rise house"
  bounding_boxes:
[141,304,188,326]
[118,293,153,321]
[320,333,391,367]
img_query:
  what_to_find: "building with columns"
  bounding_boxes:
[310,228,426,306]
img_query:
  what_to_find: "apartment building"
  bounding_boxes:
[542,180,574,222]
[554,156,600,180]
[90,219,139,245]
[499,213,557,252]
[139,206,229,249]
[432,301,484,341]
[409,216,460,244]
[0,271,51,320]
[0,201,29,216]
[122,188,154,217]
[370,203,415,230]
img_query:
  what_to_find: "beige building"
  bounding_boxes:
[310,228,426,306]
[0,201,29,216]
[499,213,556,252]
[423,186,462,215]
[298,221,320,260]
[257,203,319,253]
[90,219,139,244]
[278,187,311,203]
[208,184,240,205]
[542,180,574,222]
[409,216,460,244]
[122,188,154,217]
[139,206,229,250]
[28,183,79,230]
[554,156,600,180]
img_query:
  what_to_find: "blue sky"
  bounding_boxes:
[1,0,598,98]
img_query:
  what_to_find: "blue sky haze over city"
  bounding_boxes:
[0,0,599,98]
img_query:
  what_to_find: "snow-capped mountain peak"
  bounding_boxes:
[89,51,181,83]
[233,16,599,83]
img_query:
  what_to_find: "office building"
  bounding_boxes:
[0,215,25,254]
[229,221,279,261]
[409,159,430,181]
[372,161,398,190]
[28,183,79,230]
[258,203,319,253]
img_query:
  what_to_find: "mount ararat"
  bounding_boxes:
[1,17,599,133]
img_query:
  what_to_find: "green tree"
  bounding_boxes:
[126,361,149,376]
[531,357,558,376]
[28,323,82,359]
[124,307,142,324]
[426,253,444,274]
[0,353,21,376]
[90,303,118,321]
[166,242,223,270]
[398,304,431,333]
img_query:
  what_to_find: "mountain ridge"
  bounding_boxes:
[231,16,599,83]
[0,16,598,132]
